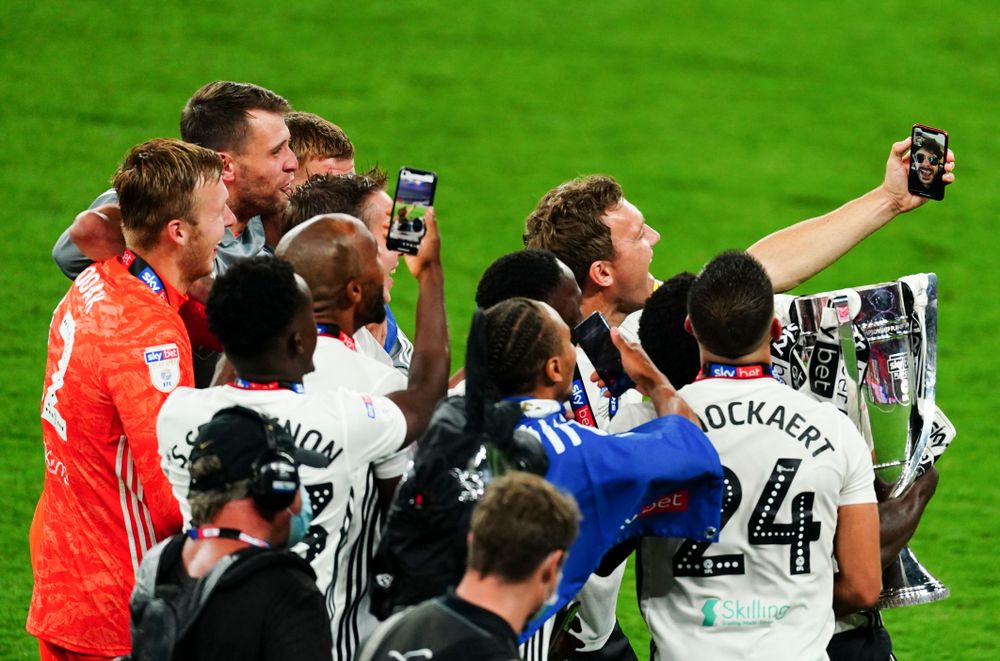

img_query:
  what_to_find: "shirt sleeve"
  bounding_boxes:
[52,189,119,280]
[838,417,878,506]
[155,390,198,529]
[373,445,414,479]
[104,319,190,538]
[52,228,93,280]
[336,391,408,470]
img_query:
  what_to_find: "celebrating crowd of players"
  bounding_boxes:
[30,80,955,661]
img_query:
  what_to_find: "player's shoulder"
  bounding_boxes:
[160,385,204,412]
[312,337,405,393]
[70,260,187,337]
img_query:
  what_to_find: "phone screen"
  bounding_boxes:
[908,125,948,201]
[387,167,437,255]
[573,312,636,398]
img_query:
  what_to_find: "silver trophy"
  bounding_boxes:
[778,274,950,609]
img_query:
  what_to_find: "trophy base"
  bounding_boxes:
[876,546,950,610]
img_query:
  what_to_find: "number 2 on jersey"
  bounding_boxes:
[672,459,821,577]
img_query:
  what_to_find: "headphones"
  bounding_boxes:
[237,408,301,513]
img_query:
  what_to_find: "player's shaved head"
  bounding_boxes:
[276,213,384,324]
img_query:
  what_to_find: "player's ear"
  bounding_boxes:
[163,218,186,247]
[770,316,782,341]
[588,260,614,290]
[544,355,562,385]
[346,279,363,305]
[539,549,563,585]
[289,328,305,357]
[217,152,237,184]
[683,316,694,337]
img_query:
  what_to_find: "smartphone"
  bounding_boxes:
[908,124,948,201]
[387,167,437,254]
[573,312,636,397]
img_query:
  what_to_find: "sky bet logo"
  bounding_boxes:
[139,267,163,293]
[700,597,791,627]
[145,346,179,364]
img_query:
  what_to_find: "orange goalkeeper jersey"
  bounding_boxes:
[28,256,190,656]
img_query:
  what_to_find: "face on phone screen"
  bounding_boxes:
[387,167,437,254]
[908,126,947,201]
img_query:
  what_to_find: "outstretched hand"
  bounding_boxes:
[881,137,956,214]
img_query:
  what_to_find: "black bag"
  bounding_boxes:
[369,310,548,620]
[125,535,308,660]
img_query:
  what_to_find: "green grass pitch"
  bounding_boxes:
[2,1,997,658]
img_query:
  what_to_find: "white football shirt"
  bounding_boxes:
[639,375,876,661]
[304,332,413,656]
[156,383,406,660]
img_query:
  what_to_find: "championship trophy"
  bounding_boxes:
[774,273,954,609]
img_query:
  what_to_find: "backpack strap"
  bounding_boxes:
[131,535,185,613]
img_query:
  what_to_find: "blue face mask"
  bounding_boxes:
[286,486,313,548]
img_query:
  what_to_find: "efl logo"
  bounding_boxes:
[143,343,181,393]
[639,490,689,517]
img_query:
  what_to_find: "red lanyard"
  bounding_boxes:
[231,377,305,394]
[317,324,356,352]
[186,527,271,549]
[121,249,168,304]
[695,362,773,381]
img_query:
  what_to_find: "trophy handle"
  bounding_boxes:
[893,274,938,497]
[876,545,949,609]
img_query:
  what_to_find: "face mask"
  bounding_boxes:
[286,486,313,548]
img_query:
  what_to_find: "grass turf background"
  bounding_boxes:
[2,1,997,657]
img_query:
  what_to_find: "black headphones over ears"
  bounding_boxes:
[240,409,300,513]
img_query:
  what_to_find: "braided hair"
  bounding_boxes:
[484,297,561,396]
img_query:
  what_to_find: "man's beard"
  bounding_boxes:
[178,226,213,284]
[231,182,286,222]
[359,280,387,326]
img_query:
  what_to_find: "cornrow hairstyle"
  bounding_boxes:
[688,251,774,359]
[483,298,561,396]
[206,256,309,358]
[475,250,564,310]
[522,175,622,287]
[639,272,700,388]
[284,167,388,232]
[180,81,291,153]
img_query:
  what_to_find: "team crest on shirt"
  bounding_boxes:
[143,343,181,393]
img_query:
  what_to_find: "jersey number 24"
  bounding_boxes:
[672,458,821,577]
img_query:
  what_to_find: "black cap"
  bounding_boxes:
[188,406,330,492]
